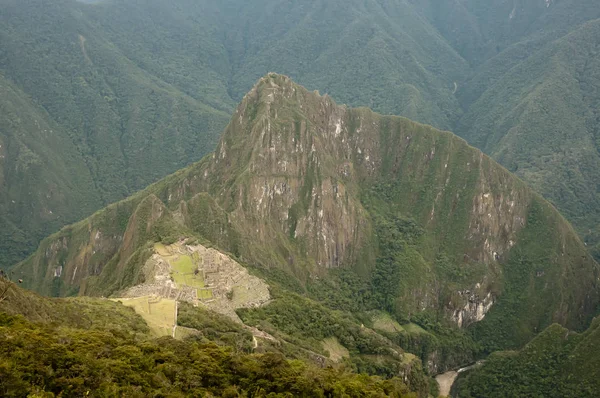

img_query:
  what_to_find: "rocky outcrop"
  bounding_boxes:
[452,289,495,328]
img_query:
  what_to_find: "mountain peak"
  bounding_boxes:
[14,77,599,351]
[254,73,296,92]
[241,73,303,108]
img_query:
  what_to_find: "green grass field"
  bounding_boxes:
[154,242,171,257]
[171,254,204,288]
[170,253,214,299]
[153,243,214,300]
[198,289,213,300]
[114,296,176,337]
[403,323,429,335]
[371,312,405,334]
[322,337,350,362]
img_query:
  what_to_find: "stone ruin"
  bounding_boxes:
[121,241,271,322]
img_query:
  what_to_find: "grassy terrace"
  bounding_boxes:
[156,243,213,300]
[113,296,176,337]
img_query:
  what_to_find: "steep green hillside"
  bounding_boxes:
[0,279,426,397]
[408,0,600,259]
[14,75,599,363]
[0,0,471,270]
[455,318,600,397]
[412,0,600,68]
[0,0,230,269]
[221,0,469,127]
[0,74,101,269]
[457,18,600,258]
[4,0,600,277]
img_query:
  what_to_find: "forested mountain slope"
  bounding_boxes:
[410,0,600,255]
[3,0,600,274]
[457,18,600,258]
[0,0,231,268]
[455,317,600,397]
[14,75,599,363]
[0,278,427,397]
[0,0,469,270]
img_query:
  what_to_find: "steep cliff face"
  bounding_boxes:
[13,74,599,350]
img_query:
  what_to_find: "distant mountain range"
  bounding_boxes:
[2,0,600,269]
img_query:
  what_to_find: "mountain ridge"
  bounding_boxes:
[13,75,599,358]
[3,0,600,273]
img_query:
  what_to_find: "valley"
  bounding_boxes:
[2,0,600,396]
[6,73,600,396]
[3,0,600,271]
[435,361,484,397]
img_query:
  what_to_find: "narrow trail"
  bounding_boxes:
[452,81,458,95]
[79,34,92,65]
[172,300,178,338]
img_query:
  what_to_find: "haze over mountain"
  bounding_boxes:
[4,0,600,392]
[13,74,599,381]
[3,0,600,270]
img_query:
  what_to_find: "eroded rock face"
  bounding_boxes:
[198,75,524,283]
[204,75,373,272]
[452,290,495,328]
[467,156,531,266]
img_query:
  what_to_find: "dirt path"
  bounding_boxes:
[436,371,458,397]
[79,34,92,64]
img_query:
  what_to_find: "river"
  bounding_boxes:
[435,361,485,397]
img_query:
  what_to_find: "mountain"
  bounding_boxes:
[0,278,428,397]
[454,317,600,397]
[456,17,600,258]
[12,75,599,370]
[0,0,231,269]
[412,0,600,256]
[3,0,600,273]
[455,1,600,253]
[0,0,471,270]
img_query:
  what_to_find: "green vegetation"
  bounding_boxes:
[0,0,468,270]
[322,337,351,362]
[455,318,600,397]
[0,0,232,270]
[0,280,149,335]
[456,17,600,259]
[468,198,598,353]
[170,254,206,295]
[238,292,391,359]
[13,75,599,375]
[3,0,600,277]
[5,1,600,394]
[372,312,405,334]
[176,302,253,350]
[0,280,427,397]
[0,314,418,397]
[237,292,430,391]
